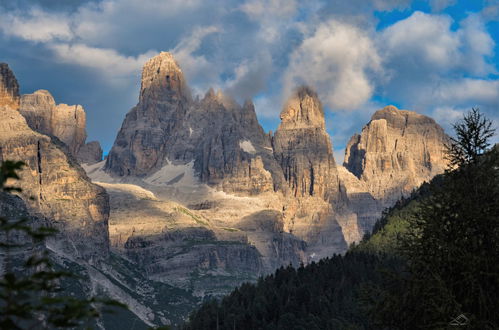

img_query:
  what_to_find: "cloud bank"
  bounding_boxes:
[0,0,497,153]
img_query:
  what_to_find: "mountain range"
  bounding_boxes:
[0,52,450,327]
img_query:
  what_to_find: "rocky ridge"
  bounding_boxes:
[106,53,284,195]
[0,63,109,261]
[20,90,87,157]
[0,54,452,326]
[344,105,449,208]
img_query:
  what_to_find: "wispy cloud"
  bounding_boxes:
[284,19,382,110]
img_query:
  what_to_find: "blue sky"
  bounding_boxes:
[1,0,498,162]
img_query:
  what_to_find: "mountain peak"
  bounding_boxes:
[0,63,20,110]
[279,85,325,130]
[344,105,449,205]
[139,51,189,103]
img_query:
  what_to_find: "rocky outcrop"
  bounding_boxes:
[77,141,103,164]
[20,90,87,157]
[272,87,339,201]
[344,105,449,207]
[271,87,353,256]
[337,166,382,235]
[0,63,109,261]
[0,63,19,110]
[106,52,284,195]
[106,52,191,177]
[236,210,307,270]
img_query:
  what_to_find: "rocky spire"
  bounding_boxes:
[0,63,20,110]
[106,51,282,194]
[20,90,87,156]
[139,51,190,105]
[279,86,326,130]
[273,86,339,200]
[343,105,449,206]
[106,52,192,176]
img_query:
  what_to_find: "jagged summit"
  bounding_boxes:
[0,63,20,110]
[279,86,326,130]
[273,85,338,200]
[343,104,449,206]
[201,87,239,109]
[140,51,190,104]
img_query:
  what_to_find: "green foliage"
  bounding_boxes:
[0,160,127,329]
[184,108,499,330]
[183,251,402,330]
[371,109,499,329]
[445,107,495,168]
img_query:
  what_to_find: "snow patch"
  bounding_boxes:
[239,140,256,154]
[144,159,198,187]
[189,127,193,136]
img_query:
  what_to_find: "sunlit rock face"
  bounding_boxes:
[273,87,340,201]
[20,89,87,157]
[271,87,355,256]
[344,105,449,207]
[0,63,109,261]
[106,52,284,195]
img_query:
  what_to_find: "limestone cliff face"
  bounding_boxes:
[20,90,87,157]
[344,105,449,206]
[77,141,103,164]
[106,52,191,177]
[337,166,382,235]
[0,63,109,261]
[271,87,353,256]
[190,92,283,194]
[106,52,284,195]
[0,63,19,110]
[273,87,339,201]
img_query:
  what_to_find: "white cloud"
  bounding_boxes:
[72,0,205,44]
[48,43,156,80]
[381,11,495,77]
[240,0,298,42]
[172,26,221,95]
[458,14,495,75]
[283,20,381,110]
[0,8,73,42]
[224,52,273,101]
[253,94,282,119]
[431,78,499,106]
[381,12,461,72]
[429,0,456,12]
[432,106,466,133]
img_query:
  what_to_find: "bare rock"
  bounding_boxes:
[0,64,109,261]
[272,87,339,201]
[337,166,383,235]
[106,52,284,195]
[77,141,103,164]
[20,89,87,156]
[0,63,19,110]
[344,105,449,207]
